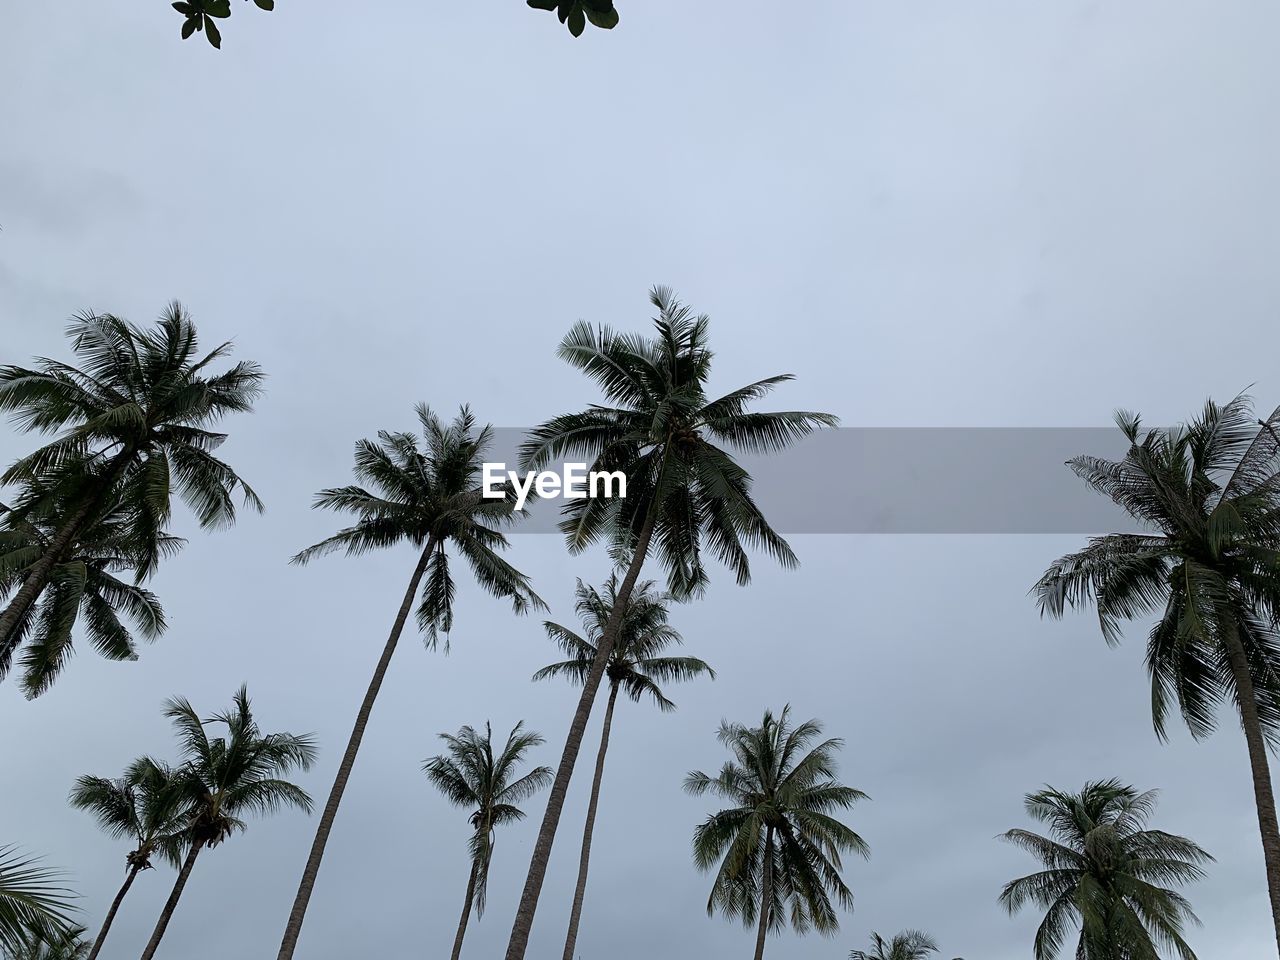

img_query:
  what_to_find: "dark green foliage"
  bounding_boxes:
[0,849,76,955]
[0,481,171,698]
[292,404,545,647]
[170,0,617,49]
[849,930,940,960]
[423,722,552,917]
[521,287,838,599]
[685,707,869,941]
[1035,395,1280,742]
[526,0,619,37]
[1,924,89,960]
[534,575,714,706]
[999,780,1209,960]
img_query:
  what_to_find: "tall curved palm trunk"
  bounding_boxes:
[450,860,480,960]
[1224,626,1280,953]
[276,538,435,959]
[753,825,775,960]
[561,683,620,960]
[85,863,141,960]
[505,515,656,960]
[139,844,201,960]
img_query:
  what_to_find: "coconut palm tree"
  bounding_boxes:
[274,405,543,960]
[68,758,190,960]
[533,574,714,960]
[849,930,940,960]
[1034,395,1280,952]
[139,687,315,960]
[424,722,552,960]
[0,305,263,666]
[999,779,1209,960]
[2,925,89,960]
[0,848,76,955]
[1,478,174,698]
[685,706,869,960]
[504,288,837,960]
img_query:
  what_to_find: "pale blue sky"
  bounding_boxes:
[2,2,1279,958]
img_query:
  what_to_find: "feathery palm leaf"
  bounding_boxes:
[685,706,868,953]
[999,779,1209,960]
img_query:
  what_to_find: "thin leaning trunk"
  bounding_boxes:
[276,537,437,960]
[561,683,619,960]
[0,449,131,660]
[450,858,480,960]
[504,510,659,960]
[1223,624,1280,956]
[139,843,201,960]
[85,862,141,960]
[753,825,774,960]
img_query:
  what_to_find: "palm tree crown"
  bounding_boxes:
[69,757,189,874]
[519,286,838,598]
[164,686,317,848]
[999,779,1210,960]
[1,924,89,960]
[1,481,172,697]
[0,848,76,955]
[1035,396,1280,740]
[0,306,263,664]
[685,706,869,958]
[424,722,553,917]
[533,574,714,706]
[292,404,544,643]
[850,930,940,960]
[0,305,263,572]
[1034,395,1280,951]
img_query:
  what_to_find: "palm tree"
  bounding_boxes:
[849,930,940,960]
[424,722,553,960]
[1034,395,1280,952]
[68,758,189,960]
[0,305,263,665]
[999,779,1210,960]
[140,687,316,960]
[504,288,837,959]
[1,478,173,697]
[533,574,714,960]
[685,706,869,960]
[0,848,76,955]
[274,405,543,960]
[2,925,89,960]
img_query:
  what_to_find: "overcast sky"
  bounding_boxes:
[3,2,1280,958]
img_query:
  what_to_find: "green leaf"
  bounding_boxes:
[526,0,558,9]
[204,15,222,47]
[584,6,619,28]
[206,0,232,18]
[180,17,198,38]
[253,0,275,9]
[568,5,586,35]
[172,2,194,13]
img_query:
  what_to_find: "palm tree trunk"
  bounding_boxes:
[504,510,659,960]
[276,537,437,960]
[85,863,141,960]
[450,859,480,960]
[139,843,201,960]
[561,682,620,960]
[753,825,774,960]
[1223,625,1280,956]
[0,448,132,661]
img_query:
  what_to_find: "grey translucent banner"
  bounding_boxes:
[481,428,1144,534]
